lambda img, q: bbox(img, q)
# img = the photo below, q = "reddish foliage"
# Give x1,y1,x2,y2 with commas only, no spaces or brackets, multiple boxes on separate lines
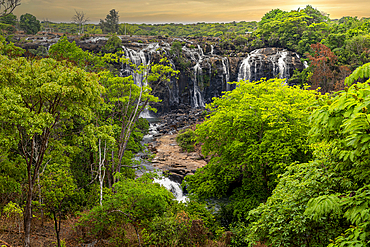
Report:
307,43,351,93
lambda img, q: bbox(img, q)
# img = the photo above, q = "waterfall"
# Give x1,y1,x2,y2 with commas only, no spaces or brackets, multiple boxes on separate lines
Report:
154,177,188,202
192,63,205,108
122,46,149,85
122,43,180,115
278,50,289,79
222,57,231,91
182,45,206,108
238,48,293,83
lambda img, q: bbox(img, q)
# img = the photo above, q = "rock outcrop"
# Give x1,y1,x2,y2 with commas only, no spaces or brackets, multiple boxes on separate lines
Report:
15,34,305,115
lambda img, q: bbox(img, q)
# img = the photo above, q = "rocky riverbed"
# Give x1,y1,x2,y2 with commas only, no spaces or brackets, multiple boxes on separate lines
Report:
150,134,206,184
145,108,207,183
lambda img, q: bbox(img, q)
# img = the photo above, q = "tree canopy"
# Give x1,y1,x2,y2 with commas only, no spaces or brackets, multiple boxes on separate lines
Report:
20,13,41,34
185,78,318,218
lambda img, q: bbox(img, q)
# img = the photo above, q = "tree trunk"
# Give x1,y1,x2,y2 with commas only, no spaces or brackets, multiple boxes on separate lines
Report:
53,212,61,247
23,168,33,247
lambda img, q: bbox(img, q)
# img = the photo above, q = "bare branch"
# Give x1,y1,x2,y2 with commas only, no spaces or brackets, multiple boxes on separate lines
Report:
0,0,21,17
71,9,89,34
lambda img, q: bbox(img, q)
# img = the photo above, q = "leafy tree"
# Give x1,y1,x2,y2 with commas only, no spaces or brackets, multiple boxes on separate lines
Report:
254,10,311,50
0,13,16,25
244,158,346,246
39,169,78,247
307,43,338,92
0,50,104,246
99,9,119,34
185,78,317,219
246,64,370,247
304,63,370,246
49,36,107,72
307,43,351,93
302,5,330,24
20,13,40,35
344,35,370,68
258,8,286,27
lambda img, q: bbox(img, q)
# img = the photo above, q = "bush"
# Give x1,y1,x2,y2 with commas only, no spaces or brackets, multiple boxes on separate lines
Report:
102,34,122,53
144,211,209,247
176,129,196,152
76,174,175,244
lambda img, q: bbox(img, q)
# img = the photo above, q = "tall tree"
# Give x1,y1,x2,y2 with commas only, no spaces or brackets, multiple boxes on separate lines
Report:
0,52,103,246
71,9,89,34
19,13,40,34
99,9,119,34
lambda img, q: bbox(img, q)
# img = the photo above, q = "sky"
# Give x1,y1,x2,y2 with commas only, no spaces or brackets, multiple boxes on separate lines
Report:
12,0,370,24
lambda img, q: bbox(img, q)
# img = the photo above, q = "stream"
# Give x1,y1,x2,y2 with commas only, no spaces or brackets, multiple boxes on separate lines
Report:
135,116,188,202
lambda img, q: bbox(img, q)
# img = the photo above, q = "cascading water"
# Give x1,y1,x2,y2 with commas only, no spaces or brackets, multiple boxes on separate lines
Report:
192,63,205,108
238,48,292,82
278,50,289,79
238,49,265,82
134,121,188,202
222,57,231,91
182,45,206,108
154,176,188,202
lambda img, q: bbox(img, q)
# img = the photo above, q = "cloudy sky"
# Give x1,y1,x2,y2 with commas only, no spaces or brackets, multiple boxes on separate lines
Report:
12,0,370,24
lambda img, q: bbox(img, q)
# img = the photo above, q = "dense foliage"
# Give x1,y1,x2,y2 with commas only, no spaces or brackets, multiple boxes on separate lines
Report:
233,64,370,247
185,79,317,219
19,13,41,35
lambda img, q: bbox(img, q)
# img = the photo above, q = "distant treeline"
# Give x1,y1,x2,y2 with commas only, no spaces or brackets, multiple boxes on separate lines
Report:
40,21,257,37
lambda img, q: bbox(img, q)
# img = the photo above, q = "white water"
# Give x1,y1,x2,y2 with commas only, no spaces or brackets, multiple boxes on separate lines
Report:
238,49,291,82
278,50,289,79
154,177,188,202
133,121,187,202
183,45,206,108
222,57,231,91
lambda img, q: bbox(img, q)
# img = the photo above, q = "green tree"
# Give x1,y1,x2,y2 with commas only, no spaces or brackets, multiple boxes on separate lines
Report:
305,63,370,246
102,33,122,53
0,51,104,246
0,13,16,25
99,9,119,34
78,174,174,246
243,146,347,247
39,169,78,247
20,13,40,34
244,64,370,247
185,78,317,219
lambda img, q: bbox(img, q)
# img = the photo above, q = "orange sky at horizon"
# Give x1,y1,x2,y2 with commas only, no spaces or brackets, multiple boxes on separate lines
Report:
12,0,370,24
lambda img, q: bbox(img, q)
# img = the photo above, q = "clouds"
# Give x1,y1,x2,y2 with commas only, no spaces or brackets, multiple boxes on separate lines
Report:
12,0,369,24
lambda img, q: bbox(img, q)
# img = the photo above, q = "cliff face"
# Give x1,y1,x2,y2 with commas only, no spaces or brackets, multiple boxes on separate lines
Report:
16,35,305,115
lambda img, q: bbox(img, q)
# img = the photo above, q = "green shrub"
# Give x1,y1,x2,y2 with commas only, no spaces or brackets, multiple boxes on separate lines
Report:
176,129,196,152
102,34,122,53
144,211,209,247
